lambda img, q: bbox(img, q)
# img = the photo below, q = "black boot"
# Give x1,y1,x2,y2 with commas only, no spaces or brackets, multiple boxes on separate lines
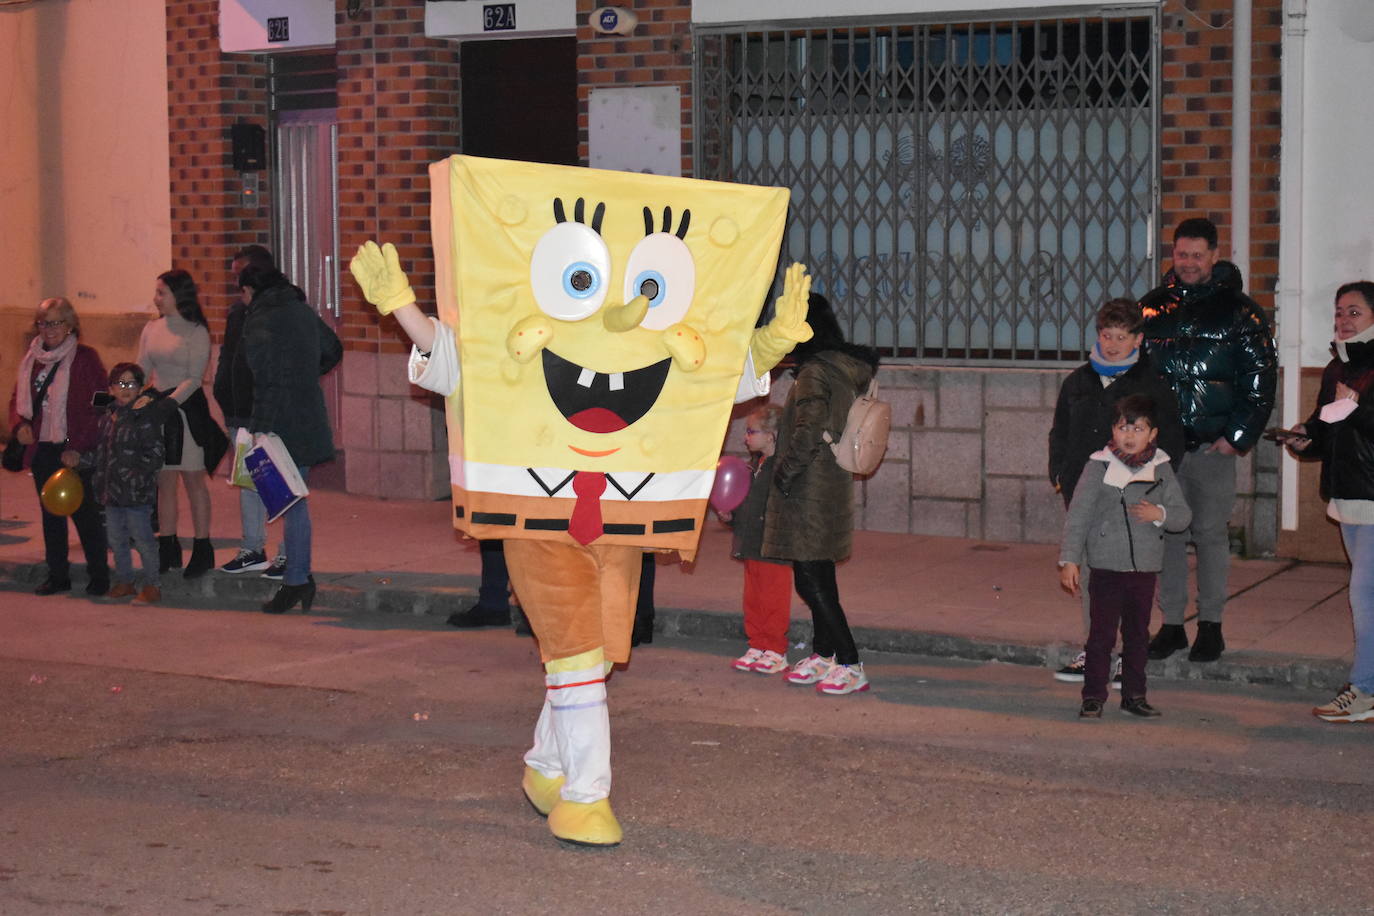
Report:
262,577,316,614
1188,621,1225,662
445,601,511,628
631,610,655,647
1147,623,1189,660
183,538,214,579
158,535,183,573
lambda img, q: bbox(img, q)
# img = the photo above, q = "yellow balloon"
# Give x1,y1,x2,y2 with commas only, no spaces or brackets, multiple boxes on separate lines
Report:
41,467,84,517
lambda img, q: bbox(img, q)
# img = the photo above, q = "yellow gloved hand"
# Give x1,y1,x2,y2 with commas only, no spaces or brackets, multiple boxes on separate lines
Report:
749,262,813,374
349,241,416,316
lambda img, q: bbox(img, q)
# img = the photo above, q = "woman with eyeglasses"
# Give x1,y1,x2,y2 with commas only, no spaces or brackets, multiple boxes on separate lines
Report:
7,297,111,595
139,270,227,578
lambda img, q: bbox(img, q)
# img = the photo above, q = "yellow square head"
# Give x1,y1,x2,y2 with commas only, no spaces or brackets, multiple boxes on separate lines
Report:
430,155,789,551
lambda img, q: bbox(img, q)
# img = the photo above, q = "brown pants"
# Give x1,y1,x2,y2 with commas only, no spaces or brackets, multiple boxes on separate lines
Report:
503,539,644,664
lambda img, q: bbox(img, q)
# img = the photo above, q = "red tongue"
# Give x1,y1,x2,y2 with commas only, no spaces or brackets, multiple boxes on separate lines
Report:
568,407,627,433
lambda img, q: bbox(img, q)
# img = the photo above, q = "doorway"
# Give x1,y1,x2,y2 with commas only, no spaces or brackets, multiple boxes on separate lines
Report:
461,37,578,165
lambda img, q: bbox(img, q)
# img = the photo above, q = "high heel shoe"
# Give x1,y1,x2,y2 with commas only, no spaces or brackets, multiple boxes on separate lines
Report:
262,576,316,614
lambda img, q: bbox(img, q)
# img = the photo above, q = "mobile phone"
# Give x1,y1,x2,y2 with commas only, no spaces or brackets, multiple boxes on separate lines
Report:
91,392,114,408
1262,426,1302,442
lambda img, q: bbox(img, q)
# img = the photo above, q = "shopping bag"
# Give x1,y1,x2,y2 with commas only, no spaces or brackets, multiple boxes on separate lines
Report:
243,434,309,522
229,428,255,489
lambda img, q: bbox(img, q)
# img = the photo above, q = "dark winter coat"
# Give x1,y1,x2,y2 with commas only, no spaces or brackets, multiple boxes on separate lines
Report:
730,454,786,565
1140,260,1277,452
1047,359,1186,505
215,292,342,430
241,283,336,468
762,346,878,563
1296,339,1374,503
89,392,179,507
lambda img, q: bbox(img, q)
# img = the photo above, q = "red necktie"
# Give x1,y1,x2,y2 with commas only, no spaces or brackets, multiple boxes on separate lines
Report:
568,471,607,545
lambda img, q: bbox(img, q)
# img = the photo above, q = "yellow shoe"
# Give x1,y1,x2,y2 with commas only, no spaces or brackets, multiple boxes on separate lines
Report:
547,798,622,847
521,766,565,817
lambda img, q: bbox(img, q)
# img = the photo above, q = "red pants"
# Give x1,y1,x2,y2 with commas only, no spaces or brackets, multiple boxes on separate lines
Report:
743,559,793,654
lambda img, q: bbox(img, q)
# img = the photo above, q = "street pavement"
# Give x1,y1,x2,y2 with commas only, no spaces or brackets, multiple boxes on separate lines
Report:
0,468,1357,692
1,471,1372,914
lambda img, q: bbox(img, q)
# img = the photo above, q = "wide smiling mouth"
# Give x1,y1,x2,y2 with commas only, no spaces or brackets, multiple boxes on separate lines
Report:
541,348,671,434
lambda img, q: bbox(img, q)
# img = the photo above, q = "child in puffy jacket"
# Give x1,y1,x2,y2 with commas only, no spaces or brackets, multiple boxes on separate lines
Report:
89,362,178,605
1059,393,1191,720
725,404,794,675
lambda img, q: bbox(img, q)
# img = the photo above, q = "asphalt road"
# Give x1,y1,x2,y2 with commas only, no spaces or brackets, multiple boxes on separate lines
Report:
1,586,1371,915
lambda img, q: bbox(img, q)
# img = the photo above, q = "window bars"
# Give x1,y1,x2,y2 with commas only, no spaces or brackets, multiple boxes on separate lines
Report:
694,11,1160,362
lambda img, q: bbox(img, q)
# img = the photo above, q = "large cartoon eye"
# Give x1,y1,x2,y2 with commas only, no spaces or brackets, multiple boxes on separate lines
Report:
623,233,696,331
530,222,611,321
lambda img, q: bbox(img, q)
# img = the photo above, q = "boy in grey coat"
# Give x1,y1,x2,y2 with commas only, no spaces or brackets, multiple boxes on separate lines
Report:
1059,394,1192,719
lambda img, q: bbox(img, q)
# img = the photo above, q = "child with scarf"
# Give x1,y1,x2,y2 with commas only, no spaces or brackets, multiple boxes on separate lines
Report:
1046,298,1185,682
1059,394,1191,718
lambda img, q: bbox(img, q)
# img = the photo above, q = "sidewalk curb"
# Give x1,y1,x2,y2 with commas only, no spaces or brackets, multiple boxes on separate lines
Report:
1,560,1345,694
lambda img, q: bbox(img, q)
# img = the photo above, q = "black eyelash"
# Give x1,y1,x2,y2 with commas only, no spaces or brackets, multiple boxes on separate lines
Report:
642,205,691,239
554,198,606,235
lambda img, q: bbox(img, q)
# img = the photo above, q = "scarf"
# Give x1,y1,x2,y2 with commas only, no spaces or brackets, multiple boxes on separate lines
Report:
1334,321,1374,363
1109,442,1156,470
15,333,78,444
1089,342,1139,378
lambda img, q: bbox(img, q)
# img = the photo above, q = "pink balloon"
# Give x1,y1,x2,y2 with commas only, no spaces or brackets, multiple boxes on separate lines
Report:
710,456,752,513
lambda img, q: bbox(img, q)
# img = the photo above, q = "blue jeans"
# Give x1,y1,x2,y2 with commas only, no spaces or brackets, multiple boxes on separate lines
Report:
232,427,268,554
1341,523,1374,694
106,504,158,587
281,465,312,586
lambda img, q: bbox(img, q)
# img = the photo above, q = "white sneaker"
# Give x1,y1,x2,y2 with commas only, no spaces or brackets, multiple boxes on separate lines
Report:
785,653,835,686
733,647,764,672
750,650,789,675
817,662,870,696
1313,685,1374,723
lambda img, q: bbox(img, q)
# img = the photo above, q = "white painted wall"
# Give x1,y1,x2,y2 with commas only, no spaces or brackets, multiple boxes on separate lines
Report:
0,0,170,315
220,0,335,53
1298,1,1374,366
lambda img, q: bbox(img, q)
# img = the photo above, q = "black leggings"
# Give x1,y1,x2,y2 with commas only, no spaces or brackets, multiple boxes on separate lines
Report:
31,442,107,583
792,559,858,665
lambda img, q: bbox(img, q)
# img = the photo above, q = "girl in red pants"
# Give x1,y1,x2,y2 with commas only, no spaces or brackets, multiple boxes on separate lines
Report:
725,404,795,674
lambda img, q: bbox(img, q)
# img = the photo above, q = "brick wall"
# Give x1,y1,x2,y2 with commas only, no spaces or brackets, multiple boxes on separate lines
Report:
1159,0,1283,311
333,0,461,498
575,0,693,175
166,1,271,335
336,0,461,355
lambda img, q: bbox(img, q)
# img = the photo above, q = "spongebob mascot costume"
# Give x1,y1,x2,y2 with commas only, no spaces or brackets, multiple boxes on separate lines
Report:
350,155,808,846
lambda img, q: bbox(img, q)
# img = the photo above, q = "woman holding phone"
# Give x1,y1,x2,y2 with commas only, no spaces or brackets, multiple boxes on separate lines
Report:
1285,281,1374,723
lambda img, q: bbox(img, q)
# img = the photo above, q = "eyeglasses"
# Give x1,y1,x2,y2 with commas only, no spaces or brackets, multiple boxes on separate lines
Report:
113,379,140,389
745,428,770,436
36,320,67,330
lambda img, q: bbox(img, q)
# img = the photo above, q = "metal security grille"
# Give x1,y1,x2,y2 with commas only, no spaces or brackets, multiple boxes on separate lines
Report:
695,10,1159,362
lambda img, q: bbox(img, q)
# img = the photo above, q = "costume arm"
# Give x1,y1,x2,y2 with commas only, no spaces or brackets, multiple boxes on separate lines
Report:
409,318,460,398
733,349,771,403
749,264,813,374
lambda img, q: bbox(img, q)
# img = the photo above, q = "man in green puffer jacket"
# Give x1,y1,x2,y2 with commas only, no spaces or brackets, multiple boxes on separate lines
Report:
1139,217,1277,663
